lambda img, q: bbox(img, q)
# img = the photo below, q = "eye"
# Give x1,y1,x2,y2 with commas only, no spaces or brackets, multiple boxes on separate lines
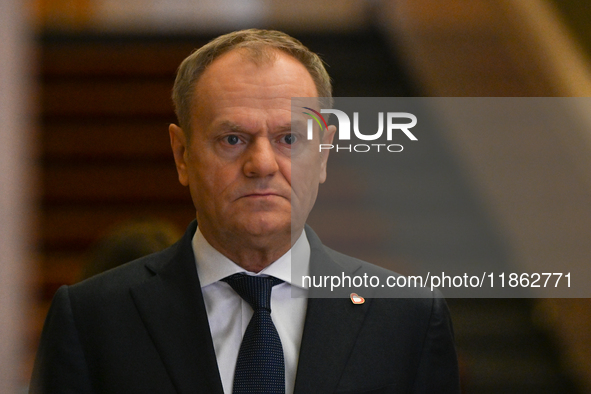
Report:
224,135,241,145
281,133,296,145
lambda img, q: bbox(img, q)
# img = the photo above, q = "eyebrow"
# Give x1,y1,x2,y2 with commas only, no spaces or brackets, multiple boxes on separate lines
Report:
218,121,246,133
290,120,306,130
217,120,298,133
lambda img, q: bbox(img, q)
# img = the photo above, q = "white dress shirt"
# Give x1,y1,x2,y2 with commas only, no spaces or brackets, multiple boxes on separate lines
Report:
192,227,310,394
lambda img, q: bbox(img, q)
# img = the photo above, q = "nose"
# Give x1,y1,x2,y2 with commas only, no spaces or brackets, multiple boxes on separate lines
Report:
243,138,279,178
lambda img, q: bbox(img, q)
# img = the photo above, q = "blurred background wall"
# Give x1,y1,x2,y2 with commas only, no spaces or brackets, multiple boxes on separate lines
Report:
2,0,591,392
0,0,35,392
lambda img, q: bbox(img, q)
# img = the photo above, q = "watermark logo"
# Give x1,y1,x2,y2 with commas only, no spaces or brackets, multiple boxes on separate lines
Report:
302,107,418,153
302,107,328,139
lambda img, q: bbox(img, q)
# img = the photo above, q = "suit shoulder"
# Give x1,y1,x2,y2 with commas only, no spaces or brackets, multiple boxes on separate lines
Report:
321,244,437,300
68,242,178,299
323,245,401,277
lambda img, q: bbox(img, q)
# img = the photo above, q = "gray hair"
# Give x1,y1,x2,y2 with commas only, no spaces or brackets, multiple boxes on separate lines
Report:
172,29,333,135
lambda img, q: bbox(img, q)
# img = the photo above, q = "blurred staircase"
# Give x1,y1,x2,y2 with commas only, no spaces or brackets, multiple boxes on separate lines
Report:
449,298,579,393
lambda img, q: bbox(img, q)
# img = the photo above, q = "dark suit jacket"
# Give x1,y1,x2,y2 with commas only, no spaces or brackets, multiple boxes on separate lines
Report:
30,221,459,393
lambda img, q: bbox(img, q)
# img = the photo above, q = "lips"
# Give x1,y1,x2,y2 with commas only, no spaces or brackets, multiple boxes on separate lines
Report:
238,190,290,200
244,193,277,197
240,193,285,203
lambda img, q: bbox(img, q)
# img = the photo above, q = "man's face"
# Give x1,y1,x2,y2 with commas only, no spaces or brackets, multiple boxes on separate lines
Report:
170,49,333,254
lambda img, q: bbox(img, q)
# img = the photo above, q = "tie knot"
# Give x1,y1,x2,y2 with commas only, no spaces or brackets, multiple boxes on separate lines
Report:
222,274,283,311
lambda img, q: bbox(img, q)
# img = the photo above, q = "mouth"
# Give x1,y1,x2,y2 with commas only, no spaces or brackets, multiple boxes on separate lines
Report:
239,191,289,200
243,193,280,198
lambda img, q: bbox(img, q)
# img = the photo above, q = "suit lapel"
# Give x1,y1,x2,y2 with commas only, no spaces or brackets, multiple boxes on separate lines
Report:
294,227,372,394
130,221,224,394
127,222,369,394
294,298,372,394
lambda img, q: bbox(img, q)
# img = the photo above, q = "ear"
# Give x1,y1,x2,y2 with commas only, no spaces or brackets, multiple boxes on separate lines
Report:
169,124,190,186
319,124,336,184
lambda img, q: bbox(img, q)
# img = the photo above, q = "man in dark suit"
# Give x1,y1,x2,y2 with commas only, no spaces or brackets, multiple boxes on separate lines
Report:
31,29,459,393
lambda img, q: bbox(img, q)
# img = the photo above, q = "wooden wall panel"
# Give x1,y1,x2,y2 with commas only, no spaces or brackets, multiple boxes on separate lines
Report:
38,37,203,294
43,120,173,159
29,38,204,382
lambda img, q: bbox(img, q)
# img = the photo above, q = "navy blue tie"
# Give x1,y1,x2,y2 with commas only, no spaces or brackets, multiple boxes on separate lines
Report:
222,274,285,394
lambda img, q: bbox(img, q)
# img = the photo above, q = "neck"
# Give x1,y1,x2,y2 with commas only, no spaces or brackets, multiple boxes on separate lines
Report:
199,224,299,273
223,247,289,273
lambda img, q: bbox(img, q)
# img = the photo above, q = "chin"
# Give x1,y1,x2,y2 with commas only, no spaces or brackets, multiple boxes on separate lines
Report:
240,215,290,239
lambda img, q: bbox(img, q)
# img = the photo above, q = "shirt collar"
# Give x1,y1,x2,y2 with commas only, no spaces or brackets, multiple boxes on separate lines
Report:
192,226,310,289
